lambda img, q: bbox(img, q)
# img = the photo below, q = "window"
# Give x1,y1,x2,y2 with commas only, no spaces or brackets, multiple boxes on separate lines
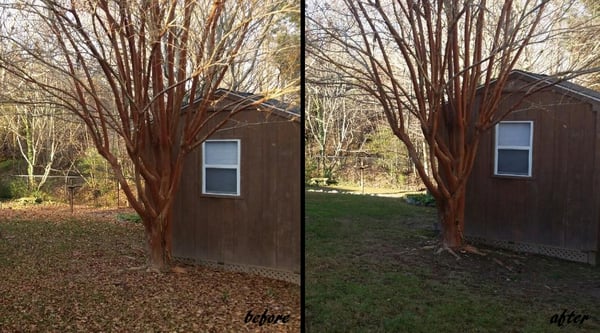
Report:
494,121,533,177
202,140,240,196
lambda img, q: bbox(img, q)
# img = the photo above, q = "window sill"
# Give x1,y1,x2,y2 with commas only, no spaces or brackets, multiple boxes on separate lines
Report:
491,174,534,181
201,193,244,199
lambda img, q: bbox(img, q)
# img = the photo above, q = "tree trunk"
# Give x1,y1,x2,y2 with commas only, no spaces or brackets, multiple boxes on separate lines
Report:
438,189,466,249
422,140,429,177
146,211,173,271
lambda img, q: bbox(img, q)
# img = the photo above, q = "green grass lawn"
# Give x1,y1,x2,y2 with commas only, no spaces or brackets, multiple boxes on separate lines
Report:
306,191,600,332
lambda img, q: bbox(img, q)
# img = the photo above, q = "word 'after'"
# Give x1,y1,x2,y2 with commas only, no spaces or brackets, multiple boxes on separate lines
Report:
550,310,590,327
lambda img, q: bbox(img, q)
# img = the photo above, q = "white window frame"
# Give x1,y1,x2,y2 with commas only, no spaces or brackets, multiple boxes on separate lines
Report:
494,121,533,177
202,139,241,196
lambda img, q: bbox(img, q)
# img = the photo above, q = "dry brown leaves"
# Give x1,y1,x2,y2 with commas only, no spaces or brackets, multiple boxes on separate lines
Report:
0,203,300,332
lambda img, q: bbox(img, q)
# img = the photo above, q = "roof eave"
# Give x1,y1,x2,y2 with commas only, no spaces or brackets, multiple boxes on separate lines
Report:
507,70,600,104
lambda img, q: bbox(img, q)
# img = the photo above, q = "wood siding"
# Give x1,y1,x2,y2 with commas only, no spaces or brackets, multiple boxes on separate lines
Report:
465,80,600,255
171,108,300,273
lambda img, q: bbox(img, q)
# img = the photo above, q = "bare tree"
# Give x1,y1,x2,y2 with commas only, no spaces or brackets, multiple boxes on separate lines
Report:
563,0,600,89
306,81,355,178
8,104,58,191
0,0,297,270
1,58,86,193
305,27,378,180
308,0,599,251
225,0,300,103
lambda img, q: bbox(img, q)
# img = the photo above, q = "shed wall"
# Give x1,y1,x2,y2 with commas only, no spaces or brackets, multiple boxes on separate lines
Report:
171,109,300,275
465,88,600,261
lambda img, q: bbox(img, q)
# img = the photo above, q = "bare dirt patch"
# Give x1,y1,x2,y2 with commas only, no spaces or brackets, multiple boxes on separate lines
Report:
372,227,600,308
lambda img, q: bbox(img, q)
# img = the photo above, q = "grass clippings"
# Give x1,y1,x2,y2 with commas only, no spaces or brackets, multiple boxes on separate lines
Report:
0,203,300,332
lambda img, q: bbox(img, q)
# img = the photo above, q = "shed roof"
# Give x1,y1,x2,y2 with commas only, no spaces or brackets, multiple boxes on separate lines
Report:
183,88,300,122
506,70,600,104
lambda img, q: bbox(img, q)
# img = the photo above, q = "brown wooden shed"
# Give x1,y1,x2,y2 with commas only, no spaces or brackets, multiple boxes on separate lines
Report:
465,70,600,265
171,90,301,283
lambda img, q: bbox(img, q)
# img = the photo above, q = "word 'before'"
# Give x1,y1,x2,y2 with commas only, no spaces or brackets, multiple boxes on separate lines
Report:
244,309,290,326
549,309,590,327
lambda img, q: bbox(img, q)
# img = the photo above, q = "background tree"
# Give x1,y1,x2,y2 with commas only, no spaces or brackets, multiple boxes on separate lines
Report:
563,0,600,89
305,24,380,182
0,0,298,270
8,103,59,192
0,41,87,197
307,0,599,251
272,0,301,104
224,0,300,104
1,80,83,192
306,80,363,179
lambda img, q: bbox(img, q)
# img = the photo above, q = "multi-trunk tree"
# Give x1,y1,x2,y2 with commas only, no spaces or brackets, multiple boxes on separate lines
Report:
308,0,599,251
0,0,298,270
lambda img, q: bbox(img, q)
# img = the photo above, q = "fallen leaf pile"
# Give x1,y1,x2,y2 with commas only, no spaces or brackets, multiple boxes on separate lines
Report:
0,203,300,332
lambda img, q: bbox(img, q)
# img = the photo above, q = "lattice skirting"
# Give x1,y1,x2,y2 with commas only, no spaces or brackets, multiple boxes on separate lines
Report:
174,257,300,285
466,236,597,265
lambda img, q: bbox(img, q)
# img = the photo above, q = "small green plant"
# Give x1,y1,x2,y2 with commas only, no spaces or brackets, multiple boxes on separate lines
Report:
221,290,229,303
9,179,29,199
31,190,49,204
305,159,319,183
117,212,141,223
0,180,12,199
0,159,18,173
405,193,436,207
266,288,277,298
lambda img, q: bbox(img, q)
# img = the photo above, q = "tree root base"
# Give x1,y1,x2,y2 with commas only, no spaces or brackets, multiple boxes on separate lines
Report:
433,243,487,260
460,244,487,256
117,265,169,274
435,244,461,260
145,266,162,273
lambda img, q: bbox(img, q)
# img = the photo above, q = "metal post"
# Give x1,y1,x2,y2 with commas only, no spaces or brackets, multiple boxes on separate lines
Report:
69,187,74,214
69,178,73,213
67,180,81,214
360,158,365,194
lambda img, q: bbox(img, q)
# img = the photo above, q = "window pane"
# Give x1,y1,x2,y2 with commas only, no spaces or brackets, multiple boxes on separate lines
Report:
498,123,531,147
497,149,529,175
205,141,238,165
205,168,237,194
